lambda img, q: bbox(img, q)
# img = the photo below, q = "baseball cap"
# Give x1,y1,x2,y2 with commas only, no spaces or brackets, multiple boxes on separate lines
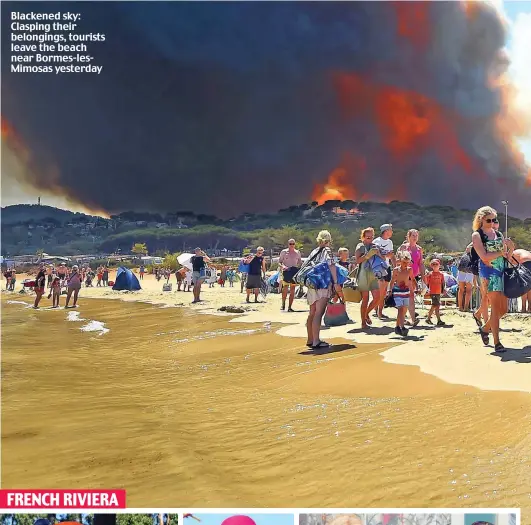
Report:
430,259,441,265
380,223,393,233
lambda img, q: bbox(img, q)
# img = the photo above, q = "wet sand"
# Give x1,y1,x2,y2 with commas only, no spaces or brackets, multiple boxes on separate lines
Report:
2,293,531,515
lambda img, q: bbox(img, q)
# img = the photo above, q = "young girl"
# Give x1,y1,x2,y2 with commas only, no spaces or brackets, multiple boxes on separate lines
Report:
390,251,415,337
48,275,62,308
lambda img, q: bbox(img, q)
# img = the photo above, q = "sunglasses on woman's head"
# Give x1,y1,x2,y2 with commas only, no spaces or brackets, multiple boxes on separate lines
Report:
485,218,499,224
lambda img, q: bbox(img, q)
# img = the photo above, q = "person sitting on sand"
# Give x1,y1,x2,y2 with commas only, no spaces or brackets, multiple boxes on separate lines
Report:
425,259,446,326
33,264,47,309
304,230,341,349
48,274,62,308
191,247,211,303
279,239,302,312
65,265,82,308
244,247,267,303
390,250,415,337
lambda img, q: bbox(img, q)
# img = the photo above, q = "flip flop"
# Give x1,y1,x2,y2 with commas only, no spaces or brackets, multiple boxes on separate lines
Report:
312,341,330,349
479,327,489,346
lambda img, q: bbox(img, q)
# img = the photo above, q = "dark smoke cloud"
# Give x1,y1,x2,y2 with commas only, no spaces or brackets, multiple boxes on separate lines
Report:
2,1,530,217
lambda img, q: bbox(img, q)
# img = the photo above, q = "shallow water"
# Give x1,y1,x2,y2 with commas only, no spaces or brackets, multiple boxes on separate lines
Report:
2,296,530,515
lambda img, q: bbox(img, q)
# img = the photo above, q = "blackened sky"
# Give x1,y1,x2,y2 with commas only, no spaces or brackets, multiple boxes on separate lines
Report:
2,1,531,217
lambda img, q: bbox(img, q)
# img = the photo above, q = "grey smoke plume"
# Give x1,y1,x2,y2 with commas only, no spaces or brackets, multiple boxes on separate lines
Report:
1,1,530,217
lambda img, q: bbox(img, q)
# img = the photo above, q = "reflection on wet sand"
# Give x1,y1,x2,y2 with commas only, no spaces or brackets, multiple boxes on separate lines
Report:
2,297,530,514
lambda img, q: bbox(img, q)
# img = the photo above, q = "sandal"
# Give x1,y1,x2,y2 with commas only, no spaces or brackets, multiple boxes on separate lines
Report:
306,342,313,347
472,314,482,329
312,341,330,349
494,342,506,352
478,327,489,346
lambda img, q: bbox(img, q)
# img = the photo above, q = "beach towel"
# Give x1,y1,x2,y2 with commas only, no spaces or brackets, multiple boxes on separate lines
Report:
238,261,250,273
365,254,389,280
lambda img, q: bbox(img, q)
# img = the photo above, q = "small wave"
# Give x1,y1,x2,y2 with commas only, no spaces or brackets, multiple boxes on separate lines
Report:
66,311,85,322
6,300,31,307
80,320,109,336
173,327,263,344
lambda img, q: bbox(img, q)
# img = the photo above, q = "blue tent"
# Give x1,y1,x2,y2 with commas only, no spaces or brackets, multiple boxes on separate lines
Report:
112,266,141,291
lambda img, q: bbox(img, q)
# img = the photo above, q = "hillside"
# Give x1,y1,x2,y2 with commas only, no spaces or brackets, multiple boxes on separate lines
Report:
1,201,530,257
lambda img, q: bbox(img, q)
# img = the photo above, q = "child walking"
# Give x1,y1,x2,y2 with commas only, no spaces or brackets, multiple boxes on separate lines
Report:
425,258,446,326
48,275,62,308
390,251,415,337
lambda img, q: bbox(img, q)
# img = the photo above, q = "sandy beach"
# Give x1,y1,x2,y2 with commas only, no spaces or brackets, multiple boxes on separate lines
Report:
13,271,528,393
2,274,531,511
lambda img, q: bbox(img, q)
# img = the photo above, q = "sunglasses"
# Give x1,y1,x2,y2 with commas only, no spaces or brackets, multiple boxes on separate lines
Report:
289,243,295,245
485,218,499,224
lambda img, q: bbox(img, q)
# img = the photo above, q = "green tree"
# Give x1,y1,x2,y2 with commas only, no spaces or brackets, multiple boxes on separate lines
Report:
131,243,148,258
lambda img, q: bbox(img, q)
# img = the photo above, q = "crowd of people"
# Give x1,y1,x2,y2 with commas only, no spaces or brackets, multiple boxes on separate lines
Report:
3,205,530,351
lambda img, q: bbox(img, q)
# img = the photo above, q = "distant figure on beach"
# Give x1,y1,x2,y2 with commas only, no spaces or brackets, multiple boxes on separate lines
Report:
3,268,12,290
279,238,302,312
184,267,193,292
425,258,446,326
355,227,381,329
139,265,145,280
57,263,67,288
65,265,82,308
373,224,394,320
33,264,47,309
244,246,266,303
102,266,109,286
472,205,513,352
96,266,103,286
304,230,341,349
175,268,185,291
9,268,16,291
191,247,211,303
48,274,61,308
219,266,227,287
227,267,235,287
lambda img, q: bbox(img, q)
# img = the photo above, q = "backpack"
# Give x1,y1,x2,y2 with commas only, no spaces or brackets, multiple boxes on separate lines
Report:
458,229,501,275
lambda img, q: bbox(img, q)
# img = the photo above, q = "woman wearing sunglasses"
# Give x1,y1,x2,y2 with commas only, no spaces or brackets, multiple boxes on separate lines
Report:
471,206,510,351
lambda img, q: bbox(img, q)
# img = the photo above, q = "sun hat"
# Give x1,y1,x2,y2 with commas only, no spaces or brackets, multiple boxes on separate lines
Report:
380,223,393,232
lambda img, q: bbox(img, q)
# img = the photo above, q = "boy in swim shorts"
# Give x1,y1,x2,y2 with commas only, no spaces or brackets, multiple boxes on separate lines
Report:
425,259,446,326
390,251,415,337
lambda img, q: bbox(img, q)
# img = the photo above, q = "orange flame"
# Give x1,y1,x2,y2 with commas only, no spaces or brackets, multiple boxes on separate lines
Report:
313,73,486,204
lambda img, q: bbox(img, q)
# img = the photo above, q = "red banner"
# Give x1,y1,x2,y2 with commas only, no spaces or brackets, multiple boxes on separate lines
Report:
0,489,126,508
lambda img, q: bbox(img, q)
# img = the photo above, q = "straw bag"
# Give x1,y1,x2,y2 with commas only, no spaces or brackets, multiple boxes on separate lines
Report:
342,268,362,303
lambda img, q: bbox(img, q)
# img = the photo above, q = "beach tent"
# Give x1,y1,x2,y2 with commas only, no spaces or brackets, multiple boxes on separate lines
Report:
112,266,141,291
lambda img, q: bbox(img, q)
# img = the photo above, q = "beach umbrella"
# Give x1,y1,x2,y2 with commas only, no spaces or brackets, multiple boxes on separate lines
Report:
221,517,257,525
177,253,194,270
